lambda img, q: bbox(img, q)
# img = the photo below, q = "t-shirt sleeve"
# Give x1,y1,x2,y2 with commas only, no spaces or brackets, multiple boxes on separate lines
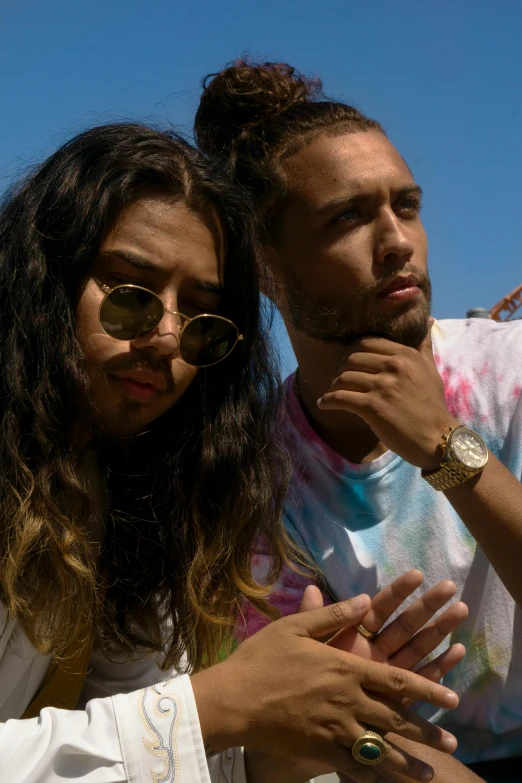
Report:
432,319,522,468
0,675,246,783
502,388,522,483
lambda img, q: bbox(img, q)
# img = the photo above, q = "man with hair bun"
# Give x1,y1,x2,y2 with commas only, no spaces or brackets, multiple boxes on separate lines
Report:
196,59,522,782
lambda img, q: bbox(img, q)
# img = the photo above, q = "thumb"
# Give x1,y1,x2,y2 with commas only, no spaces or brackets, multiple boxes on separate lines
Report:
298,585,324,613
290,594,371,639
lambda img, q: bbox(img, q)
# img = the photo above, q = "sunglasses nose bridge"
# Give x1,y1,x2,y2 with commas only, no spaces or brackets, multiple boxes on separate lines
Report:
163,308,187,334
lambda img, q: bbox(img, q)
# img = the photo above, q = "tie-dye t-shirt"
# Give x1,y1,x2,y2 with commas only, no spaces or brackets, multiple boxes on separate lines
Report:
282,318,522,765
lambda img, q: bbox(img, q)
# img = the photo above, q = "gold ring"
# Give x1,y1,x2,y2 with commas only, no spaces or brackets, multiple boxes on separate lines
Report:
355,623,378,642
352,730,388,765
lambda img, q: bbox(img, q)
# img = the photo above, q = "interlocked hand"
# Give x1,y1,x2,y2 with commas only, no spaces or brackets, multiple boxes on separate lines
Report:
304,569,467,703
242,571,467,783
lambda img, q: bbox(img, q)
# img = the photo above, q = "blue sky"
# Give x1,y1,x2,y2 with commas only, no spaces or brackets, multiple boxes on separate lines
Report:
1,0,521,372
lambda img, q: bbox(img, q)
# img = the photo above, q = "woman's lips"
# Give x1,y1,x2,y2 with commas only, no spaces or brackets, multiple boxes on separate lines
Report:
111,376,158,402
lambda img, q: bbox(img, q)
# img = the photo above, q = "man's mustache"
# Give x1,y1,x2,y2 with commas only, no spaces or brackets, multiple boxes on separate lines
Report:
355,266,431,300
100,352,176,394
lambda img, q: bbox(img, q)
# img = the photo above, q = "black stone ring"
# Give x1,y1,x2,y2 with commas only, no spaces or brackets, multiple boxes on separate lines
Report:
351,730,388,765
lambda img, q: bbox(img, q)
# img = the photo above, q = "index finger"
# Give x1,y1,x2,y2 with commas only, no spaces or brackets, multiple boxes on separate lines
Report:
288,594,372,638
354,657,459,710
340,336,400,362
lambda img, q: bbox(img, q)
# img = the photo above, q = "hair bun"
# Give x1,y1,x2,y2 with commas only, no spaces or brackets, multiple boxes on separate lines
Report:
195,59,323,159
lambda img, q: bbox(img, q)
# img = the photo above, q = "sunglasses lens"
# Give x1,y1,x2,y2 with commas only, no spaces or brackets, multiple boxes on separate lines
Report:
100,287,164,341
180,316,239,366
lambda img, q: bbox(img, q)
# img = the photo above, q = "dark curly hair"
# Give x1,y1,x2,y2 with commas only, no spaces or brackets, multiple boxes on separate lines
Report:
0,122,301,671
195,58,383,237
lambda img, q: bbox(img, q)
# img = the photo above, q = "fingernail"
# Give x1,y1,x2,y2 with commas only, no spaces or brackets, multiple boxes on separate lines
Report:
353,594,371,611
421,765,434,782
441,735,457,752
444,691,459,708
316,397,324,407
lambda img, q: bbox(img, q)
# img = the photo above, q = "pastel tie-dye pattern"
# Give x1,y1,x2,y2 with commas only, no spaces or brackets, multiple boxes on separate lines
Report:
282,318,522,765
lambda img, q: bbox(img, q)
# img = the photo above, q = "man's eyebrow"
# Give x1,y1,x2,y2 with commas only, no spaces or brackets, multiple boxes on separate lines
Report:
192,279,224,294
103,250,224,293
396,185,424,199
104,250,159,270
311,184,424,216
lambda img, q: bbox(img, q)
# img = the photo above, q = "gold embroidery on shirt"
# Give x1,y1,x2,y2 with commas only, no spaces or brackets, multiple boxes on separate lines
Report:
139,682,182,783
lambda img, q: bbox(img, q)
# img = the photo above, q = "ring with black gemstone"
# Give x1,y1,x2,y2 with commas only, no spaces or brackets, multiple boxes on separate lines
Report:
351,730,388,765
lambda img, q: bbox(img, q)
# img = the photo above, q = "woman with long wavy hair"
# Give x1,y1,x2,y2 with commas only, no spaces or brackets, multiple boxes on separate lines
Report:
0,121,462,783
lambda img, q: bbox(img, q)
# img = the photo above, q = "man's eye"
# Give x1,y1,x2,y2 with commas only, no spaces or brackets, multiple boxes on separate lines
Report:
397,198,422,214
334,208,359,223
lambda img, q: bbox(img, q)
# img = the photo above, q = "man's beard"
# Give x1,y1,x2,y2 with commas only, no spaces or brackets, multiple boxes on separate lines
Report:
82,352,176,441
90,399,151,444
281,265,432,348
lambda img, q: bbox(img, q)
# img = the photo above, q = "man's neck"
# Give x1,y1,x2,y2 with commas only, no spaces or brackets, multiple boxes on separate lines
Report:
292,338,388,465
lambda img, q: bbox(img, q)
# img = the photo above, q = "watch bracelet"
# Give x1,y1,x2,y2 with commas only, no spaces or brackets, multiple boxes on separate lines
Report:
421,460,475,491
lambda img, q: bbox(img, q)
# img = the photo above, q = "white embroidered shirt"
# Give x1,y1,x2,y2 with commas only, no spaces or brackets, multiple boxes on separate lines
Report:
0,605,246,782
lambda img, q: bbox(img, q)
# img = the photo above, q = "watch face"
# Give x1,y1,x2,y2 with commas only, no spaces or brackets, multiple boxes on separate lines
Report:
450,427,488,469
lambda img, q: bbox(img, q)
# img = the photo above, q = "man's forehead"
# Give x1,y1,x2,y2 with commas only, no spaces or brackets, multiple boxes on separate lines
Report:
100,196,224,283
282,130,415,205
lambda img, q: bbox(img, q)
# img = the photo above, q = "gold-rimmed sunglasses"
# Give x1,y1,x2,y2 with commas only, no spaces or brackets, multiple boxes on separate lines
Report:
96,281,243,368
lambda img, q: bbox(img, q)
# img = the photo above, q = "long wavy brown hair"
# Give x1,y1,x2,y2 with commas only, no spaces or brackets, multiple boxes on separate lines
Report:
0,122,302,671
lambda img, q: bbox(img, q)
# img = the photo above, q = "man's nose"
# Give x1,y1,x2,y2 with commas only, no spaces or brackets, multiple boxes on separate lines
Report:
374,209,415,266
130,310,183,357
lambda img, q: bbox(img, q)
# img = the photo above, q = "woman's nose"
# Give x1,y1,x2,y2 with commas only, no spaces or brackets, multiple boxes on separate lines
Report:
131,310,183,357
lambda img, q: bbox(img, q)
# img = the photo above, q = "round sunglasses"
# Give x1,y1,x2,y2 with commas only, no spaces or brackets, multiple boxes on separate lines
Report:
97,281,243,368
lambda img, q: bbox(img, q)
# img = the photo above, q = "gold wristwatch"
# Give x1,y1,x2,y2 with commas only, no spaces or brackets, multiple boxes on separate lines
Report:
421,424,488,491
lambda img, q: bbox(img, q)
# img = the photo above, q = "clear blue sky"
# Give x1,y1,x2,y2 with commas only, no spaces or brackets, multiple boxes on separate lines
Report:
2,0,521,372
